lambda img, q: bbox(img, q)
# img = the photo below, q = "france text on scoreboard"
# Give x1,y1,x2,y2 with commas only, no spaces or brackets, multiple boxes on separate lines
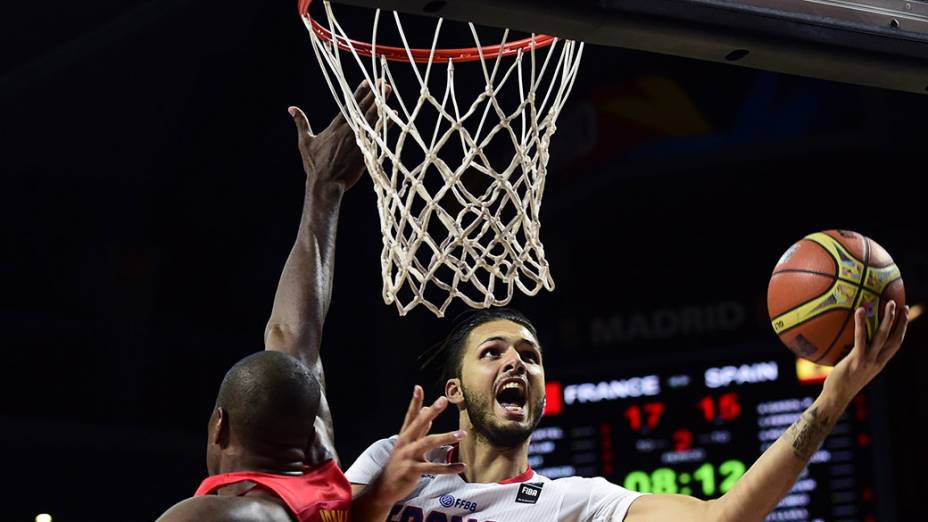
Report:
530,350,888,522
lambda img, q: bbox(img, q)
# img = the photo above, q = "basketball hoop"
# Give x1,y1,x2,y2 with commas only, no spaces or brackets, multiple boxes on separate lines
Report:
298,0,584,317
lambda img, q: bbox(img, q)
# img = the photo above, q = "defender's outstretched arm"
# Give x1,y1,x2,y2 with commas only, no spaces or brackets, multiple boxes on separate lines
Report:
264,82,387,461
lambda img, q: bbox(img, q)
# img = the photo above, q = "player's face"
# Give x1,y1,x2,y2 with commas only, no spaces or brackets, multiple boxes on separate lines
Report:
457,320,545,448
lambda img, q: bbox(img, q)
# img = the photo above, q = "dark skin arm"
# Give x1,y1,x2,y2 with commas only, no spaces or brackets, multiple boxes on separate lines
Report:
264,82,388,463
158,86,389,521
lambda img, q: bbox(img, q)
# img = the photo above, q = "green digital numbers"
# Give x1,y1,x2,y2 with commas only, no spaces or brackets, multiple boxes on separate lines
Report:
651,468,678,493
623,471,651,492
622,460,746,498
693,462,716,496
719,459,746,494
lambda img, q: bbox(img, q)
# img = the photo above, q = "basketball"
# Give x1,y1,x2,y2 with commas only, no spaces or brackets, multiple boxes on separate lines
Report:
767,230,905,366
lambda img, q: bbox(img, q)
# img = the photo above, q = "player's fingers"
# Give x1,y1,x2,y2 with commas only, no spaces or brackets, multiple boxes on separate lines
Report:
852,307,867,356
876,330,905,366
323,81,372,131
887,304,909,344
380,80,396,131
415,462,467,476
362,82,391,127
354,80,372,101
410,420,433,443
350,80,376,119
410,408,442,441
402,397,448,441
869,301,896,359
288,106,314,138
406,430,467,458
878,306,909,366
400,385,424,433
398,397,446,444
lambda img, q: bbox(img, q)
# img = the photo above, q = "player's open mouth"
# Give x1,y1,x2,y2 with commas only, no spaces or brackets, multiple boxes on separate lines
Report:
495,378,527,420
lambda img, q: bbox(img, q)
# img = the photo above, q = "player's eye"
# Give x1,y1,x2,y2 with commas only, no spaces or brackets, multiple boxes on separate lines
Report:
480,347,501,358
520,350,539,363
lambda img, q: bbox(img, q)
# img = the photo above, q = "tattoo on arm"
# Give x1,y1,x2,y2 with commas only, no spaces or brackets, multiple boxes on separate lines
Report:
787,407,834,461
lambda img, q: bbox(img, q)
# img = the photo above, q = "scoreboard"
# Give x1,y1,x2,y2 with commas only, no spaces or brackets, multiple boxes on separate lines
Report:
530,346,895,522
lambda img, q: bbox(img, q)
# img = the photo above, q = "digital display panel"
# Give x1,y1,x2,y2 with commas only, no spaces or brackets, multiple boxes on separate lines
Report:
531,347,892,522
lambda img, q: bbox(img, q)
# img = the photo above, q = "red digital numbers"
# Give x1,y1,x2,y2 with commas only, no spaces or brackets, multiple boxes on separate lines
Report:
698,393,741,422
624,402,665,431
645,402,665,428
719,393,741,420
673,428,693,451
697,396,713,421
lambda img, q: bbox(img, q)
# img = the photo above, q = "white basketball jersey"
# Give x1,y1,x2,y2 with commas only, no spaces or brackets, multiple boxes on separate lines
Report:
346,437,644,522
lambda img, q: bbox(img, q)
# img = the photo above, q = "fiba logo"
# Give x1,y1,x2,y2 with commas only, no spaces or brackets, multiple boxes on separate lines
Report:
439,495,455,507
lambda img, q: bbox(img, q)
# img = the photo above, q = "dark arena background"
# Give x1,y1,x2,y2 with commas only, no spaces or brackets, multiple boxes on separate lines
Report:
3,1,927,521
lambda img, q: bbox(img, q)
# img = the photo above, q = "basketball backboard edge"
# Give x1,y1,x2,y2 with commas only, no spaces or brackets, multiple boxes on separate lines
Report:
329,0,928,95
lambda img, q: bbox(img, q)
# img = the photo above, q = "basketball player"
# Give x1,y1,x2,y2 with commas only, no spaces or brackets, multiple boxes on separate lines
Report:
156,82,466,522
347,305,908,522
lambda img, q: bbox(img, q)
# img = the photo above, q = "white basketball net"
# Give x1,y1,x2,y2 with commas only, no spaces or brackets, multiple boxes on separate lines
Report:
302,2,584,317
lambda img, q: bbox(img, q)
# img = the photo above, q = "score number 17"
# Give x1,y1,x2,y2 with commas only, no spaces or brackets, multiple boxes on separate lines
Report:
624,402,665,431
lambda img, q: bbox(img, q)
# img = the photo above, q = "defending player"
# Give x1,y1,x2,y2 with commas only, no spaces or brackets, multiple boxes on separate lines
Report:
156,82,465,522
346,305,908,522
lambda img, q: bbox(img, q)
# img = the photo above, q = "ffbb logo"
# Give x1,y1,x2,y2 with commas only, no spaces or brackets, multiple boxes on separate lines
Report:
438,495,478,512
515,483,543,504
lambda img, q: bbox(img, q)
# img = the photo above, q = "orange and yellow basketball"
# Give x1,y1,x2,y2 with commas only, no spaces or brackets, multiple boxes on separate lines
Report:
767,230,905,366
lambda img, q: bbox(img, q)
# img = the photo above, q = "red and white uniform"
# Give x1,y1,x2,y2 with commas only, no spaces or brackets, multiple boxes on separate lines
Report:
347,436,644,522
195,459,351,522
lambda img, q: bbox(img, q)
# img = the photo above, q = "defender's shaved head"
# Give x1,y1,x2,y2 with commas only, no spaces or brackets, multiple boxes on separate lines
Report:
215,351,321,450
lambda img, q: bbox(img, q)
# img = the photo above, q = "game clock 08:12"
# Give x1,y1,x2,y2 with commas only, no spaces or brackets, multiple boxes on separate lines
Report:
622,460,747,496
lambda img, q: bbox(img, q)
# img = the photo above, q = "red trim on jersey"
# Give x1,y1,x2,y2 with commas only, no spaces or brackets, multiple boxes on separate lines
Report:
498,466,535,484
194,459,350,522
446,444,535,484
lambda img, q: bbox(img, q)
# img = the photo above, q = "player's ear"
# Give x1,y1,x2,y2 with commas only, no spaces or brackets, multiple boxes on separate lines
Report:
445,378,464,405
214,407,231,448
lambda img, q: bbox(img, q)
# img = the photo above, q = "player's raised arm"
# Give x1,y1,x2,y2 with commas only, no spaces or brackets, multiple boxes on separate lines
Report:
350,386,468,522
264,80,383,364
263,82,388,461
626,303,909,522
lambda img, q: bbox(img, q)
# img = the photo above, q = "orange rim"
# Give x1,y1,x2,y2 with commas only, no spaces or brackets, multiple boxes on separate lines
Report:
298,0,558,63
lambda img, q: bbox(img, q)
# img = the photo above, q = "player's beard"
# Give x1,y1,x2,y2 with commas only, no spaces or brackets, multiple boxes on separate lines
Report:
461,383,545,449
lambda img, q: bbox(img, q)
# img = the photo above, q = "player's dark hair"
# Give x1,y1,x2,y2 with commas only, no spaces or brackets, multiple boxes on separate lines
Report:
216,351,321,450
419,308,539,388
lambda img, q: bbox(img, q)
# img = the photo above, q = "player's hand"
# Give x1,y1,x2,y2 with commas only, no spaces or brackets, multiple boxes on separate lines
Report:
368,386,467,504
823,302,909,404
288,80,391,191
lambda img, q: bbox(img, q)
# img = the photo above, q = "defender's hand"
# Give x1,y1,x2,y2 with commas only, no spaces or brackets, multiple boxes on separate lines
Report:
824,302,909,404
289,81,391,191
369,387,466,504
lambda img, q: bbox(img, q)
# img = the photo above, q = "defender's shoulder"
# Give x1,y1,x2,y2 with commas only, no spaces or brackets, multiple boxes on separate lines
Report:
156,495,293,522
